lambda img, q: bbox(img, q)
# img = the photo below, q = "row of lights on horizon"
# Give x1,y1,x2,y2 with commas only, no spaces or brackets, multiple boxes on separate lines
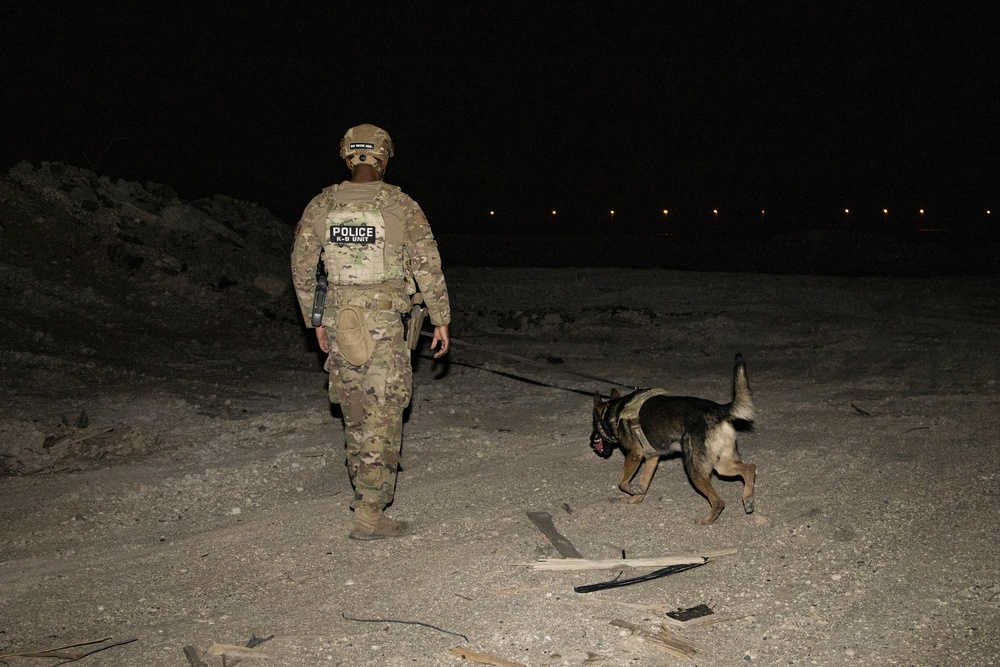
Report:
485,208,994,217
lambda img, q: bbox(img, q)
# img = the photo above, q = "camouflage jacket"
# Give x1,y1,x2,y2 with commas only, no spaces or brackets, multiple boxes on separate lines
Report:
291,180,451,327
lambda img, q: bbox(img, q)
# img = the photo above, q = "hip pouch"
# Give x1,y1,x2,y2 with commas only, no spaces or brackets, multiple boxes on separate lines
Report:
334,304,374,366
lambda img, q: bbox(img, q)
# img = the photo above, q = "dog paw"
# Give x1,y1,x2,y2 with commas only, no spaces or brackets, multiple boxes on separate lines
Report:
696,507,723,525
619,495,645,505
743,497,755,514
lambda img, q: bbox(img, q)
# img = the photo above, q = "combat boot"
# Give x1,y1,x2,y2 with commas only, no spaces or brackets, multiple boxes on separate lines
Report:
349,502,412,540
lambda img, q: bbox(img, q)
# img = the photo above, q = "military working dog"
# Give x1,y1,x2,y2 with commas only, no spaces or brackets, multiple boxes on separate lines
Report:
590,354,756,525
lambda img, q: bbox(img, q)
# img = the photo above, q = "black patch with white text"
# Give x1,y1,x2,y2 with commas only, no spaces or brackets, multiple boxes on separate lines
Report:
330,226,376,244
348,142,376,151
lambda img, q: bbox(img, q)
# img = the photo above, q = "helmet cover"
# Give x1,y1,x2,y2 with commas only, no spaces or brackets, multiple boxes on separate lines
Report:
340,124,394,173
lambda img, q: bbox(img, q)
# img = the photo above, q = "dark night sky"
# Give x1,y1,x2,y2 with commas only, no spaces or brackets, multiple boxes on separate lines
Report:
3,2,998,229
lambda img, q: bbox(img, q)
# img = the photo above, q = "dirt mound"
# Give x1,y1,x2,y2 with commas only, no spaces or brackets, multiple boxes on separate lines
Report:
0,162,303,474
2,160,296,311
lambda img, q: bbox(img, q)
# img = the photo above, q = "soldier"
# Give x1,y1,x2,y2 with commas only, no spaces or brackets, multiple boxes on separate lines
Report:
291,124,450,540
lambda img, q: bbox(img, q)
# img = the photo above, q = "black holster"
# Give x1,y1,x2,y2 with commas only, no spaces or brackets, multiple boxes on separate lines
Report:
310,267,328,327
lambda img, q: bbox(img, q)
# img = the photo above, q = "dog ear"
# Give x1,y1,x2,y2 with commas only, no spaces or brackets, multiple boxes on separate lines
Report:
609,388,621,400
593,391,604,407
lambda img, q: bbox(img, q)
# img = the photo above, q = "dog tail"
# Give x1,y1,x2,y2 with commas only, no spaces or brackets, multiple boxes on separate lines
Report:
727,353,754,423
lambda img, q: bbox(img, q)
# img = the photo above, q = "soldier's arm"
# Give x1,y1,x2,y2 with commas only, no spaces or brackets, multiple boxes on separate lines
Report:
403,203,451,327
290,200,325,327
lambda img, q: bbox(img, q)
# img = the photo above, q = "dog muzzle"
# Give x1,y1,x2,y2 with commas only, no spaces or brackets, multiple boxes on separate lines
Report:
590,432,615,459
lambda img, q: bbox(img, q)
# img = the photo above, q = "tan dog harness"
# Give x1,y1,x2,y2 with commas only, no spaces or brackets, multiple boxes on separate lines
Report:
618,388,671,458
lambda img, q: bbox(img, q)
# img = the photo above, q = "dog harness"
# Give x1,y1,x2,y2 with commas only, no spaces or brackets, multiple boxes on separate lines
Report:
617,388,671,458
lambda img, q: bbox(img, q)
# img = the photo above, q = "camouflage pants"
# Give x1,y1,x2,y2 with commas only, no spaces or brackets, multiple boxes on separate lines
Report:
325,305,412,510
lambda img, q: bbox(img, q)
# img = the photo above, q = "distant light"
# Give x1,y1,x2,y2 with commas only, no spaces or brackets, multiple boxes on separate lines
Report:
883,208,889,215
662,209,669,216
489,210,495,216
610,210,615,217
713,209,719,216
844,208,850,215
760,209,765,216
551,210,557,216
919,209,925,215
988,210,992,215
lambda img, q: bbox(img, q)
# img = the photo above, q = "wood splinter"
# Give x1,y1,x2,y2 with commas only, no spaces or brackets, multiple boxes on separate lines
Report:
610,619,698,660
449,646,526,667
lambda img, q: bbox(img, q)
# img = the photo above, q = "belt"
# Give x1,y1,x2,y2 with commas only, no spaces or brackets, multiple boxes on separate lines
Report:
331,288,403,311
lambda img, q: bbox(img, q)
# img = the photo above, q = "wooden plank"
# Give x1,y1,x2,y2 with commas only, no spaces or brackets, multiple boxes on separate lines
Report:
530,548,736,571
526,511,583,559
661,613,754,629
207,643,272,659
449,646,526,667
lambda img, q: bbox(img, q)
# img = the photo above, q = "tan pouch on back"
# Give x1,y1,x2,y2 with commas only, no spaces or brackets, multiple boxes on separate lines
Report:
334,305,374,366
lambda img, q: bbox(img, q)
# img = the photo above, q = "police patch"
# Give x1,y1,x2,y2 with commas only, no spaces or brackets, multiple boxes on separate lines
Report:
349,142,376,151
330,225,376,244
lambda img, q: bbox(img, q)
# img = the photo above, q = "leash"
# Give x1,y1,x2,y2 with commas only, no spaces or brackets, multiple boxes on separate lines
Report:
419,330,638,391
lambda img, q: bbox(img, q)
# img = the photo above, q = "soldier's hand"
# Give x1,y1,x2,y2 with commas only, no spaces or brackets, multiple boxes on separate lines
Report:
431,324,450,358
315,327,330,353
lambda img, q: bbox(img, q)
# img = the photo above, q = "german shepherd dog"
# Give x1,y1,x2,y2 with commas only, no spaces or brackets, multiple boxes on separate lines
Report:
590,354,756,525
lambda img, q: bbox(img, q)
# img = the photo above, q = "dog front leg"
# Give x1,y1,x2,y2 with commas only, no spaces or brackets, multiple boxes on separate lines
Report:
628,455,660,498
617,450,645,502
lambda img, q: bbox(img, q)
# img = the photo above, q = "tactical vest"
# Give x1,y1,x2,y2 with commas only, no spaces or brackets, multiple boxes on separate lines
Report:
320,183,408,287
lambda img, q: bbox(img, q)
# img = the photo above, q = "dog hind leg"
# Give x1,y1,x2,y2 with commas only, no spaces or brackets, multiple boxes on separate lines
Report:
715,453,756,514
684,434,725,524
688,470,725,524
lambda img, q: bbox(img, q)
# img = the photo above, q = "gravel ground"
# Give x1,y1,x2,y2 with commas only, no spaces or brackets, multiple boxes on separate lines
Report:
1,165,998,666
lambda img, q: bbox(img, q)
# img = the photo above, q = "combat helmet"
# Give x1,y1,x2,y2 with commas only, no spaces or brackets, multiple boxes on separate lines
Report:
340,124,394,174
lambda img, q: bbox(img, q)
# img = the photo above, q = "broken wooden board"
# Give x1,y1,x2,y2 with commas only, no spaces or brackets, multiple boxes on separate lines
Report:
661,612,755,629
207,643,272,659
529,548,736,570
610,619,698,660
449,646,526,667
526,511,583,558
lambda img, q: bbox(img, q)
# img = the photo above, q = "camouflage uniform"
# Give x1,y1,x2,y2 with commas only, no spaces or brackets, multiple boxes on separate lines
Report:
291,179,450,511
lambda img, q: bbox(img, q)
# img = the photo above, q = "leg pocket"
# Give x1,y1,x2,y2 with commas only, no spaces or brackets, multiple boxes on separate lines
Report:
334,305,374,366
